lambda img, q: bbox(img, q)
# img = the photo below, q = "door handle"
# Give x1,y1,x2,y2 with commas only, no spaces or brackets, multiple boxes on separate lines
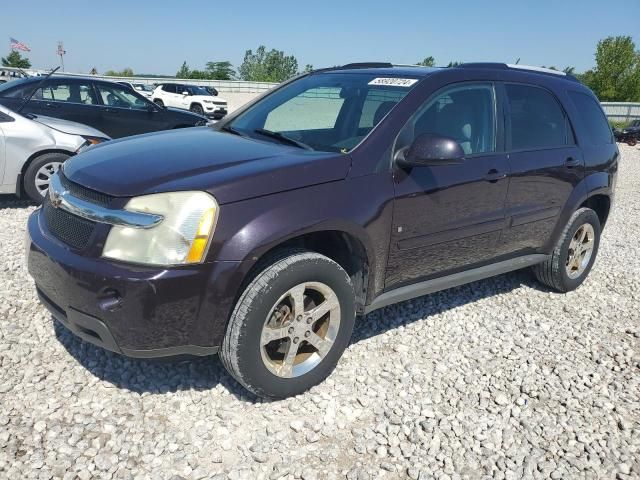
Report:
44,102,59,109
484,169,507,183
104,108,119,114
565,157,581,168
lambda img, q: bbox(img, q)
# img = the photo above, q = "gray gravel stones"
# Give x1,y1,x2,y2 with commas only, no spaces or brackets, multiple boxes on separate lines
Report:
1,145,639,479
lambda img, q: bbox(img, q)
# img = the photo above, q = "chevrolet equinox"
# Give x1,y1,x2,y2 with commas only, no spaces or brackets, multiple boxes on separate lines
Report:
26,63,618,399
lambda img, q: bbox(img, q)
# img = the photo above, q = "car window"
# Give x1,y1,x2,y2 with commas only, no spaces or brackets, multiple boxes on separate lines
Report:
396,83,496,156
95,84,148,110
568,91,613,145
0,78,34,97
506,84,568,150
230,73,417,153
358,89,408,130
264,87,345,132
37,83,97,105
162,84,176,93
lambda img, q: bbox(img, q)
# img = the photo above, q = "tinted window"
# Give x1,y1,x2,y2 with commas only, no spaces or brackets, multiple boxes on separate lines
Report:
162,84,176,93
95,84,148,110
506,84,568,150
36,82,97,104
568,91,613,145
397,83,496,155
0,78,33,97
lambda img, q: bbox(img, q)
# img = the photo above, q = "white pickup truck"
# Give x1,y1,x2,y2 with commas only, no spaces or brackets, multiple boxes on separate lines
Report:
152,83,228,119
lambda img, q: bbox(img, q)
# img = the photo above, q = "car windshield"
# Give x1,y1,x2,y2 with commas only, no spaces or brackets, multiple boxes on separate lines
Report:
135,84,153,91
0,77,33,96
227,72,420,152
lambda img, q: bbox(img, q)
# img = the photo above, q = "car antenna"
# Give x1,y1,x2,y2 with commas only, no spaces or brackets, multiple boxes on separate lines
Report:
16,66,60,114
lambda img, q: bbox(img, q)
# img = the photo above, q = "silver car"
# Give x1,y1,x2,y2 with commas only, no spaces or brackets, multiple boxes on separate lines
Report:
0,104,109,203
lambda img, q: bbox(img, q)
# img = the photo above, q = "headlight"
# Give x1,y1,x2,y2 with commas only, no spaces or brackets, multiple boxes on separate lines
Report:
102,191,218,266
77,136,108,153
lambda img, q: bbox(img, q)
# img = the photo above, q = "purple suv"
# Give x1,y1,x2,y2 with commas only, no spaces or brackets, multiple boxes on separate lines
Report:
26,63,618,398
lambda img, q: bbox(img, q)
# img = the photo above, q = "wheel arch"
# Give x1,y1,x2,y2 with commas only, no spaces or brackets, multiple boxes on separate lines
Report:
17,149,74,195
546,172,614,252
232,226,374,314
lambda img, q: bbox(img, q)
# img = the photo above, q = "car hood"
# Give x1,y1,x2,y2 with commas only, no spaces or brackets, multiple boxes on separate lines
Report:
63,127,351,204
165,106,206,120
32,114,109,139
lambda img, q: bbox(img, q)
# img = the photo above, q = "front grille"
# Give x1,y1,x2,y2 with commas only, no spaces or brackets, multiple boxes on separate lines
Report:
43,197,96,250
59,172,112,207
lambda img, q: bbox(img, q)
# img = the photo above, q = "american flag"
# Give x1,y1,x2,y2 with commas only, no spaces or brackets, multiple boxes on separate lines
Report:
9,37,31,52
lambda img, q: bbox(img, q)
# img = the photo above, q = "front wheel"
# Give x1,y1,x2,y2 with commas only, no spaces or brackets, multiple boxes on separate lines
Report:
23,152,69,204
220,250,356,399
153,99,164,107
532,208,601,292
190,103,204,116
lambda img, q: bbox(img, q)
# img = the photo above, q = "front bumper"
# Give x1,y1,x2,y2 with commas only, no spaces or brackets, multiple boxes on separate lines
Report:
26,208,241,358
204,106,227,119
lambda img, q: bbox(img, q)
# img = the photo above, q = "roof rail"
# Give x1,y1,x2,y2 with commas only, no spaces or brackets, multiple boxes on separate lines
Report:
338,62,394,70
458,62,580,82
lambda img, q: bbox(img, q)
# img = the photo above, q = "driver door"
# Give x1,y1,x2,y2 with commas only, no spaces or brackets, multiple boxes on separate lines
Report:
94,82,162,138
385,82,511,289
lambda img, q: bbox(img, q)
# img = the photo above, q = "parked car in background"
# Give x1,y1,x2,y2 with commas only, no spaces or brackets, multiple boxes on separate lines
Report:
152,83,228,119
613,119,640,146
0,104,109,203
117,81,154,99
26,62,617,399
0,76,207,139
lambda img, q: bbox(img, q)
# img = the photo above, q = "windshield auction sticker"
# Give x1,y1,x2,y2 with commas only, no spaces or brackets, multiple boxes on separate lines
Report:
368,78,419,87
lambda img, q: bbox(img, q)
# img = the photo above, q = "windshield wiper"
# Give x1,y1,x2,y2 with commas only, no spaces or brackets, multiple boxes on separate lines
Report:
254,128,312,150
220,125,244,136
17,66,60,114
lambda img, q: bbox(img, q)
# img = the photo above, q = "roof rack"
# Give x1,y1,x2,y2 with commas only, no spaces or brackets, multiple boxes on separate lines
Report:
459,62,580,82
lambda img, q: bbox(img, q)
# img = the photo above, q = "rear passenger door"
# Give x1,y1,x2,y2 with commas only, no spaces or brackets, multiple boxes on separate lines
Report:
499,83,583,253
34,79,102,127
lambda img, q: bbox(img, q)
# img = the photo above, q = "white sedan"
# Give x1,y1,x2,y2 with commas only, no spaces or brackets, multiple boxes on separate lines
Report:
0,104,110,203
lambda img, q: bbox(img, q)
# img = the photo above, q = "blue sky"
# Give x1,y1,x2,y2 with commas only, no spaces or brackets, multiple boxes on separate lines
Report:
3,0,639,75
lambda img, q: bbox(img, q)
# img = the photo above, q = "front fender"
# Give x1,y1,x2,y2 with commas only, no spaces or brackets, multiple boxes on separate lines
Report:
207,174,395,302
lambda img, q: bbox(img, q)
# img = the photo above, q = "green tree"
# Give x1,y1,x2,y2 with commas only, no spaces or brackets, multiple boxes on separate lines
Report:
584,36,640,101
417,56,435,67
105,67,134,77
176,61,190,79
205,61,235,80
1,50,31,68
238,46,299,82
446,61,462,68
301,64,314,74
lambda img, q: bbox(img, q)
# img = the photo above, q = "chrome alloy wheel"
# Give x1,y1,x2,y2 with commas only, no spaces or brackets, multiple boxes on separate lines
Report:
566,223,595,279
35,161,62,197
260,282,341,378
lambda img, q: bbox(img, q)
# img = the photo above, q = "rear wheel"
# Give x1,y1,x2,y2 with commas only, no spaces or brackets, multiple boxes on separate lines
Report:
190,103,204,116
23,152,69,204
220,250,356,399
532,208,601,292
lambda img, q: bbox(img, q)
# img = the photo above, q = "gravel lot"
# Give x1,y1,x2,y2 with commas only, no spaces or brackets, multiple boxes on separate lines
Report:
1,145,639,480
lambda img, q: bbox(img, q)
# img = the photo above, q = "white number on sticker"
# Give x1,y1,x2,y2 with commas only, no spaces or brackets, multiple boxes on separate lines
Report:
368,78,418,87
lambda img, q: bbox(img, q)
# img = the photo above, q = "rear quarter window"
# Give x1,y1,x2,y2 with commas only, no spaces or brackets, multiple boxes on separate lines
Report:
568,91,613,145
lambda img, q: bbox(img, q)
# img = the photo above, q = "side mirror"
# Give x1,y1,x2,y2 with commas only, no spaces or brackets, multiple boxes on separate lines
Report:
396,133,465,168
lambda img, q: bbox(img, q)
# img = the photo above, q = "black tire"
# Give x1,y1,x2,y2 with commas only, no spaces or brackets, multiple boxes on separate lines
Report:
532,208,601,292
220,249,356,399
153,99,164,107
190,103,204,116
23,152,70,204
